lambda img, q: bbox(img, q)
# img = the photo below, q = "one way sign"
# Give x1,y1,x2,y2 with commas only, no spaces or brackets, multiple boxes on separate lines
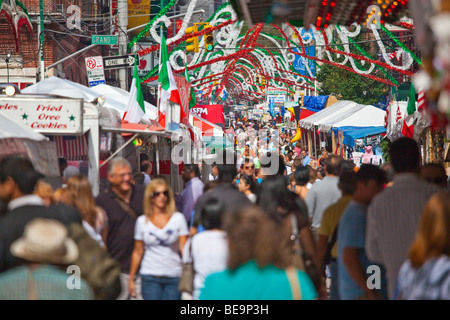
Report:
103,54,139,70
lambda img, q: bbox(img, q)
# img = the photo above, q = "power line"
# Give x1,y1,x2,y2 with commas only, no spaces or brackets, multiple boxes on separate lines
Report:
46,15,113,36
47,32,88,75
33,1,172,20
45,29,92,39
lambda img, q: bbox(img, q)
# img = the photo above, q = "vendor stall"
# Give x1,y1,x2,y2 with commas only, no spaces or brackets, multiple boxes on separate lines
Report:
0,93,100,194
20,77,165,195
328,104,387,161
0,111,59,177
22,76,158,122
298,100,391,163
298,100,361,159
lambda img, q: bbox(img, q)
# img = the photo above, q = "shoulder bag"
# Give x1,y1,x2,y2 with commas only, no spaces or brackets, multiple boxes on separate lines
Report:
291,214,322,291
178,238,195,294
111,193,139,220
323,223,339,268
286,266,302,300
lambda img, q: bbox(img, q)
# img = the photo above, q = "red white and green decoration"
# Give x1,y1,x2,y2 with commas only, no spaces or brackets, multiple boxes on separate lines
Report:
0,0,33,51
125,0,445,129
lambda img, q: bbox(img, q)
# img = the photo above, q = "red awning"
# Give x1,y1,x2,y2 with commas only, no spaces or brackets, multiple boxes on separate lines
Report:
300,108,316,120
119,122,165,137
53,133,88,161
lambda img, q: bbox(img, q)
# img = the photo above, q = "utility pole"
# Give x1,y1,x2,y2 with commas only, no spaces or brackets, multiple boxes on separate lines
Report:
118,0,128,90
38,0,45,81
161,0,168,38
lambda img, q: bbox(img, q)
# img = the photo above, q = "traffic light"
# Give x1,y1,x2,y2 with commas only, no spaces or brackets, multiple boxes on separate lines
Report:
133,137,143,146
261,76,266,86
204,24,214,52
185,25,199,53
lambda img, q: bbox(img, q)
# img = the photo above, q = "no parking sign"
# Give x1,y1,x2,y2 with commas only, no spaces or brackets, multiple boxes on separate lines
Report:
85,56,106,87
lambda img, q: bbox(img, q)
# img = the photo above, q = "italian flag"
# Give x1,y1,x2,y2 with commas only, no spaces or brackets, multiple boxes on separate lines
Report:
401,113,416,138
184,61,196,141
402,82,417,138
123,54,145,123
184,61,197,109
406,82,417,116
157,34,181,128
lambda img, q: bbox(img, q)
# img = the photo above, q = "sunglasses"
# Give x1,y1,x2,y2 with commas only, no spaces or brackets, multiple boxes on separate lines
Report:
152,190,169,198
244,166,254,169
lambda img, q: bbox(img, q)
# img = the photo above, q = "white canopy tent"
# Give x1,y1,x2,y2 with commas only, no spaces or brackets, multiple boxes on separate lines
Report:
299,100,386,132
323,104,386,132
299,100,359,130
89,83,157,121
298,100,388,158
0,112,48,141
0,111,59,177
316,103,366,132
21,76,157,122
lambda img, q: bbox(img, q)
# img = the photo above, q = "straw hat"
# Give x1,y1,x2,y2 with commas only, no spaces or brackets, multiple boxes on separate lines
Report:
11,218,78,265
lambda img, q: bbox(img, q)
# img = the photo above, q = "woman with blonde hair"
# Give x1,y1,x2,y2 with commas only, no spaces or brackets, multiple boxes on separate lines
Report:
128,178,189,300
65,175,108,248
396,192,450,300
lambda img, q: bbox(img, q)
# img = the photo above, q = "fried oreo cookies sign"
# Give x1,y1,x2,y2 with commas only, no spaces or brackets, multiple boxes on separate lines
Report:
0,96,83,134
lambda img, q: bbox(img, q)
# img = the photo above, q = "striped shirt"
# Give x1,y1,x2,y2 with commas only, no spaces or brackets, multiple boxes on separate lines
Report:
365,173,439,299
397,256,450,300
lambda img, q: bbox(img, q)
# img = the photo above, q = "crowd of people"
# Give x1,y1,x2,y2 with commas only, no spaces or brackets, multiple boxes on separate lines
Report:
0,117,449,300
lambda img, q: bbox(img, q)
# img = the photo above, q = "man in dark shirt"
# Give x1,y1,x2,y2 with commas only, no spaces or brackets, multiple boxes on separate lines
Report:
95,157,145,300
0,156,81,273
193,150,252,233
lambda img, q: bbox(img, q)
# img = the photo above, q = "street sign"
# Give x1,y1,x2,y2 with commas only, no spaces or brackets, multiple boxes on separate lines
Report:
91,35,117,45
85,56,106,87
266,90,290,95
103,54,138,70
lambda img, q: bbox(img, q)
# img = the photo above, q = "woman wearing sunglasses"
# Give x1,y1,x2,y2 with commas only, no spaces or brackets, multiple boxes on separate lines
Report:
128,178,189,300
238,174,257,203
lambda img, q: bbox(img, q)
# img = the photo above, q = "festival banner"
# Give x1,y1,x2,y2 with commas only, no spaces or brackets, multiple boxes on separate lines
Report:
190,104,225,129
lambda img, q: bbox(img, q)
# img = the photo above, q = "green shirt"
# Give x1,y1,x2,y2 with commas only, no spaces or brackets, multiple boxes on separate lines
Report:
199,260,317,300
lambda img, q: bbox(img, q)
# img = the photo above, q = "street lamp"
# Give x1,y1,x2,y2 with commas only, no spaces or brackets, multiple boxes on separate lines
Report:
1,53,11,83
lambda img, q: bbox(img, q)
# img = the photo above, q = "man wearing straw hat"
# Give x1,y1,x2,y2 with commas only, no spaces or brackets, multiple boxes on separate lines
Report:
0,218,92,299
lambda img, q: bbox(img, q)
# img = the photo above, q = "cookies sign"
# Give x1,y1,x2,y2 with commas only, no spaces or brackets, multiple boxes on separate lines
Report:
0,96,83,134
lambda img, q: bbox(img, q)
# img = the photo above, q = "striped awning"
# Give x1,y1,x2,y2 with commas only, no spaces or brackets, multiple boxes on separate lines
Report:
50,134,88,161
